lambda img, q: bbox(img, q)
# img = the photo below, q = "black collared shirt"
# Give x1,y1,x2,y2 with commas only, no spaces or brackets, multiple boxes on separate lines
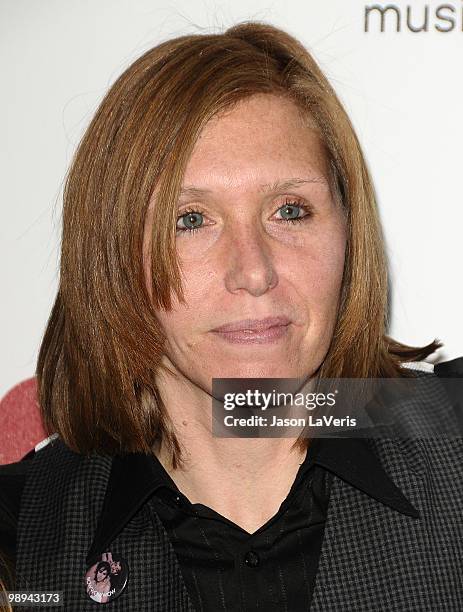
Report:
0,436,419,611
148,438,332,611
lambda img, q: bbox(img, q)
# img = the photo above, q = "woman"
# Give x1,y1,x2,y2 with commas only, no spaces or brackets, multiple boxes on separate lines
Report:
85,561,111,603
0,20,461,611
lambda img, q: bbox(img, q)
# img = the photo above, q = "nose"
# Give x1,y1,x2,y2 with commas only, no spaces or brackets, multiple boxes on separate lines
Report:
223,222,278,296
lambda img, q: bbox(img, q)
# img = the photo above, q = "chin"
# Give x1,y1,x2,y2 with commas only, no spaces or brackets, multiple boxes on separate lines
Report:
208,362,301,380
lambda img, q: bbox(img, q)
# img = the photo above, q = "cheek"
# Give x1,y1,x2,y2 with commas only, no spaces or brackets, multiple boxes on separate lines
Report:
313,244,345,298
154,263,216,341
292,228,346,302
286,237,345,340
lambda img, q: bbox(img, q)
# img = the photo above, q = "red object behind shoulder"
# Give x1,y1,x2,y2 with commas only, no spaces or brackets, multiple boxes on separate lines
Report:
0,378,48,465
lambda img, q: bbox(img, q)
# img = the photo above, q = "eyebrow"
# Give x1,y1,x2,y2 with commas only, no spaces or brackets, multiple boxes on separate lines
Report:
178,177,327,199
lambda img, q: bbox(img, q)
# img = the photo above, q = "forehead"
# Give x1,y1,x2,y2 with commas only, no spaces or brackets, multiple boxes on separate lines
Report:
182,94,329,191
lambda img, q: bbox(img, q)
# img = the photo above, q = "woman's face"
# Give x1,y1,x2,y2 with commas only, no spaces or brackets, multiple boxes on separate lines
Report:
96,567,108,582
146,93,346,390
110,561,121,575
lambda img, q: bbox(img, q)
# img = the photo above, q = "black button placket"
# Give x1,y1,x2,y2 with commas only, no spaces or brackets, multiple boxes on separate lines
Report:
244,550,260,568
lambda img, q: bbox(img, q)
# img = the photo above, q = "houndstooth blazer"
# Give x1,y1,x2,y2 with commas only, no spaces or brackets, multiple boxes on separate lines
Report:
14,360,463,611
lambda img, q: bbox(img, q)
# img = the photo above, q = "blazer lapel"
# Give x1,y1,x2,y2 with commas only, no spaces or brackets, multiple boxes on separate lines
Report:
16,439,195,611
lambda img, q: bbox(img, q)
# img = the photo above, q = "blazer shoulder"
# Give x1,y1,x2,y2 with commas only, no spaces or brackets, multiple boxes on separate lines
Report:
434,356,463,377
433,357,463,430
0,435,62,524
0,453,34,512
0,451,35,569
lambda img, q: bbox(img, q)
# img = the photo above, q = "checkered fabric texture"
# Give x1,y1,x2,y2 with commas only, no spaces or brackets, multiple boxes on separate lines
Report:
15,370,463,611
15,441,194,611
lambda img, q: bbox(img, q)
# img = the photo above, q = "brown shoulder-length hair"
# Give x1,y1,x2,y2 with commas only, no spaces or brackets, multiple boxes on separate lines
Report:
37,21,441,467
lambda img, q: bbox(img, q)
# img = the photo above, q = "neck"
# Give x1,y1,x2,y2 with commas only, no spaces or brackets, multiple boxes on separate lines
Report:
155,361,309,534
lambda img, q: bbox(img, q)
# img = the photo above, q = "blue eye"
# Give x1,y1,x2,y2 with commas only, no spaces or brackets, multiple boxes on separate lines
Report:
276,202,310,222
176,200,312,236
176,211,204,232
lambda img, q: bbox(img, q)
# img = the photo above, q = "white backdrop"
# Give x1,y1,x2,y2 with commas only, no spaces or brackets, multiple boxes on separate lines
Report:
1,0,462,397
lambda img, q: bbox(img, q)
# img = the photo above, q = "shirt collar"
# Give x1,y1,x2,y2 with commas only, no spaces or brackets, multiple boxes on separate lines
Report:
86,437,419,564
312,437,419,518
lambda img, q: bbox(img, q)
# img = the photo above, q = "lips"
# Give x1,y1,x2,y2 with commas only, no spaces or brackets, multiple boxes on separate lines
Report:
211,316,291,333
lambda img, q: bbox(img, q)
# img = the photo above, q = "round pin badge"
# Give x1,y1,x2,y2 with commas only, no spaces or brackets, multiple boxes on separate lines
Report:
84,552,129,604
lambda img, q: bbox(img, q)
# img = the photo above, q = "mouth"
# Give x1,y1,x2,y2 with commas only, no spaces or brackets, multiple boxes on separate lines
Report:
210,316,291,345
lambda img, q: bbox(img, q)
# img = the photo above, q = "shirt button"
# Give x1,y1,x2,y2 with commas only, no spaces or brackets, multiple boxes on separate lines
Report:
173,494,182,506
244,551,260,568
